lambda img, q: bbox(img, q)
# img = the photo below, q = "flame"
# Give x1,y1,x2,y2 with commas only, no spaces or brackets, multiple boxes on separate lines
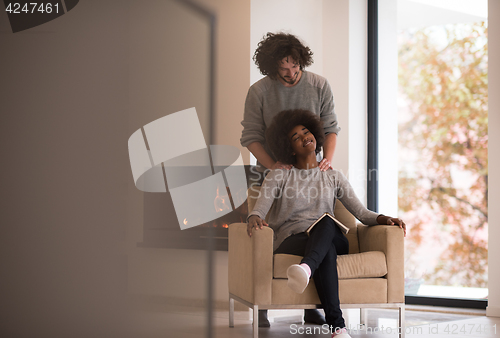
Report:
214,186,231,213
222,224,229,229
183,218,188,225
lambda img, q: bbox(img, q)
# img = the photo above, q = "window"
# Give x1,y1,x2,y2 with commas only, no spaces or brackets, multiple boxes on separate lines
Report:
375,0,488,306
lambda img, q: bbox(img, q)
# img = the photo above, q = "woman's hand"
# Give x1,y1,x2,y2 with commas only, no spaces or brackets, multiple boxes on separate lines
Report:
247,215,269,237
377,215,407,237
318,157,332,171
271,161,293,170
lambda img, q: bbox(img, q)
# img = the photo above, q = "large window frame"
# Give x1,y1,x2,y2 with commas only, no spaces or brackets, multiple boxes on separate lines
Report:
367,0,487,310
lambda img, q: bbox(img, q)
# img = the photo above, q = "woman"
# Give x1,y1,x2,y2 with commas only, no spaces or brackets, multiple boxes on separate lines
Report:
246,109,406,338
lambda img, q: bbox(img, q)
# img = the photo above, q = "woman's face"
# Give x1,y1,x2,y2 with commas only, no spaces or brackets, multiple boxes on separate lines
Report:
287,124,316,157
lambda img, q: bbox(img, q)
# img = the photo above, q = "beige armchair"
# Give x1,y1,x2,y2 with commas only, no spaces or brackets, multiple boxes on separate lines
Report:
228,187,405,338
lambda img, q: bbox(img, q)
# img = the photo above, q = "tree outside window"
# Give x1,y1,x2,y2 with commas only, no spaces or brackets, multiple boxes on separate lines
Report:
398,21,488,294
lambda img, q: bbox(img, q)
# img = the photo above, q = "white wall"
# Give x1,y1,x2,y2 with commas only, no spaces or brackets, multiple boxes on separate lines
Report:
487,0,500,318
378,0,399,216
250,0,324,85
323,0,368,202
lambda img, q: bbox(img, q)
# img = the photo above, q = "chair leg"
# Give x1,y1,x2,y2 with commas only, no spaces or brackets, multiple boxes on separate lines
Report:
399,305,405,338
229,297,234,328
360,308,368,327
253,305,259,338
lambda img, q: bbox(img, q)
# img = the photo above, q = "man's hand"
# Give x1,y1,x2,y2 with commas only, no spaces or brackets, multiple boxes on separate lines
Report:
271,161,293,170
247,143,293,170
318,158,332,171
247,215,269,237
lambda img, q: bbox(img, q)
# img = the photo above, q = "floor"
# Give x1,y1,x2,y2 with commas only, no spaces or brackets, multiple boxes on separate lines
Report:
128,299,499,338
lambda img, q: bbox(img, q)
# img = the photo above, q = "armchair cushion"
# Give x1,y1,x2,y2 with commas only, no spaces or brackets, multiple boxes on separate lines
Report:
273,251,387,279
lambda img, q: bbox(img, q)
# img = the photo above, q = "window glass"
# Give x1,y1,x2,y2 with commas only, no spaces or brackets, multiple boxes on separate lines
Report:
397,0,488,299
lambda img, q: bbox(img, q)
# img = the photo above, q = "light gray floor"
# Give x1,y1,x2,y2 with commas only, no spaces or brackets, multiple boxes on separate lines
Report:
128,299,499,338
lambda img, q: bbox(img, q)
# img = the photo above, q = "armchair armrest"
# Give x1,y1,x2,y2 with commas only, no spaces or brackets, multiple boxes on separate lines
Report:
228,223,274,305
357,225,405,303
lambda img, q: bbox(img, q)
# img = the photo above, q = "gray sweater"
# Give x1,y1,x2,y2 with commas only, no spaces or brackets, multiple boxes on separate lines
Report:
248,167,380,251
240,71,341,169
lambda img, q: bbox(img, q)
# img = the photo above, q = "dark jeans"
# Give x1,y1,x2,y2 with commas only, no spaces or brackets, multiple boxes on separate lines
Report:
274,217,349,329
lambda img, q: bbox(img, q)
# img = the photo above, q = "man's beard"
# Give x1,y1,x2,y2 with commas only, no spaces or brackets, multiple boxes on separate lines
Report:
280,71,299,85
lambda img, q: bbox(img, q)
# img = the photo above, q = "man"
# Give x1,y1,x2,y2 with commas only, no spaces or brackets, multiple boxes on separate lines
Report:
241,32,340,174
240,32,341,327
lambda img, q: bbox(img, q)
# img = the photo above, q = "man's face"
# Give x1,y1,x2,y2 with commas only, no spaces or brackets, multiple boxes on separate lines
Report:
277,56,301,86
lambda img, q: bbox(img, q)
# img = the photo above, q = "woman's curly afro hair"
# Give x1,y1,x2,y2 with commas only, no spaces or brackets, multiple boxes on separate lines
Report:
266,109,325,165
253,32,313,79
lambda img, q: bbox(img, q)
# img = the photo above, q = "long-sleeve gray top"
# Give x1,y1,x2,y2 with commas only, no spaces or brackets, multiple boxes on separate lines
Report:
248,167,380,251
240,71,341,170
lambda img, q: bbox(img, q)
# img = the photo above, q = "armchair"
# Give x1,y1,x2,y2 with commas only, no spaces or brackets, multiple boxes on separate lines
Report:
228,187,405,338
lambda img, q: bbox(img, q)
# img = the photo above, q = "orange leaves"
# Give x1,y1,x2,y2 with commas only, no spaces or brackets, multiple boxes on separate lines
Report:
398,22,488,288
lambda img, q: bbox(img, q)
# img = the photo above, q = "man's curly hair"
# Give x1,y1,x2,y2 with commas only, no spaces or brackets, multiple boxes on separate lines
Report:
253,32,314,79
266,109,325,165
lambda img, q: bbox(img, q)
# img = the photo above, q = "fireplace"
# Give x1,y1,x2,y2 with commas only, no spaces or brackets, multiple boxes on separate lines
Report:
138,165,262,251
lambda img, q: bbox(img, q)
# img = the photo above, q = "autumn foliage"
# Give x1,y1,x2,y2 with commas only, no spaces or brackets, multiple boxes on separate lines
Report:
398,22,488,289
